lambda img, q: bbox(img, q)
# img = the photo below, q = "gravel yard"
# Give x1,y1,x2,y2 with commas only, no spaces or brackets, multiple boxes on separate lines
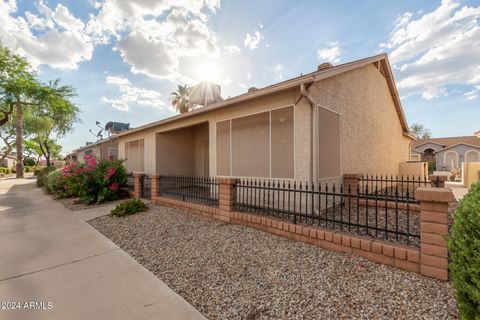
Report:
90,204,457,320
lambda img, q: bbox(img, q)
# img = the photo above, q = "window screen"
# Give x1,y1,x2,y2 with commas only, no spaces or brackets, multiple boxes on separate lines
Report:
125,139,145,172
216,120,231,175
318,107,340,179
271,106,294,178
232,112,269,177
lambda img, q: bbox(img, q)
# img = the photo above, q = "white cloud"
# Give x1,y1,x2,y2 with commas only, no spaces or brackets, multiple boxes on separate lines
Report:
244,30,263,50
102,76,165,111
316,41,342,63
224,45,240,54
382,0,480,100
0,0,93,69
87,1,220,81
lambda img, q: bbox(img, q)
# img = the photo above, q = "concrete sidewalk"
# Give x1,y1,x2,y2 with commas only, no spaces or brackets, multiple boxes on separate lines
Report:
0,177,206,320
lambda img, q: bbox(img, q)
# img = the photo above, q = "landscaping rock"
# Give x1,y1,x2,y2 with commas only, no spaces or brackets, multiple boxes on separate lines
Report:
90,204,457,320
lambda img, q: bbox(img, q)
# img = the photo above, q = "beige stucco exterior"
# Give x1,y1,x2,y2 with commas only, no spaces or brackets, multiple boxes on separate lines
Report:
116,56,412,181
75,138,118,163
463,162,480,188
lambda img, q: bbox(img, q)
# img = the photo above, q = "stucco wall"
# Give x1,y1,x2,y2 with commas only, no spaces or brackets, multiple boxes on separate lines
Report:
463,162,480,187
119,89,303,177
399,162,428,180
436,145,480,170
77,139,118,163
117,63,411,179
309,64,411,176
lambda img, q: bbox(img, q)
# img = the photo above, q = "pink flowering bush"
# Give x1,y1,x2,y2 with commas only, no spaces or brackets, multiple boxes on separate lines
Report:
47,154,128,204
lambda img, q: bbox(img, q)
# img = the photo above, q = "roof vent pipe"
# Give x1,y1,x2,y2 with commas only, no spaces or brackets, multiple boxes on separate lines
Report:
248,87,258,93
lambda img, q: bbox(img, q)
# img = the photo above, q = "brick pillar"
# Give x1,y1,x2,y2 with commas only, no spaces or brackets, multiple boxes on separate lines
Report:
132,173,145,199
416,187,454,281
218,178,238,213
150,175,160,201
428,174,447,188
343,174,361,195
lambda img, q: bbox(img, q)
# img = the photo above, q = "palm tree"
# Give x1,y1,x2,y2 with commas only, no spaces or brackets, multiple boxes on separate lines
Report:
169,84,193,114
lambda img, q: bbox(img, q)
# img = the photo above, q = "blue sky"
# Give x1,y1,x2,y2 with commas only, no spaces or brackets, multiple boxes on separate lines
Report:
1,0,479,154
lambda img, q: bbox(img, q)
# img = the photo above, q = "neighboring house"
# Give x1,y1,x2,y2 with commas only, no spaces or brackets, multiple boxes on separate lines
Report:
411,136,480,171
115,53,413,181
74,138,118,162
0,154,16,168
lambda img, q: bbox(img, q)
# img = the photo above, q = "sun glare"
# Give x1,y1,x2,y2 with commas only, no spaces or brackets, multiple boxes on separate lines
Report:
195,60,222,83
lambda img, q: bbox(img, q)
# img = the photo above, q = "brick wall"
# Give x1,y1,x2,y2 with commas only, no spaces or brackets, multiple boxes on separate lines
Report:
140,175,453,281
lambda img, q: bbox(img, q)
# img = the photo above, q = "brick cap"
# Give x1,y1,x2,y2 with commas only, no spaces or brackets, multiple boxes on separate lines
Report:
416,187,454,203
343,174,362,179
428,175,448,182
217,178,238,185
132,172,146,177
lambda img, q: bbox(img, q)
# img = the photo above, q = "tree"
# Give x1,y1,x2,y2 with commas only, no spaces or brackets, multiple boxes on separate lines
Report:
169,84,194,113
410,123,432,139
26,80,78,167
0,45,42,178
0,45,78,176
0,112,15,164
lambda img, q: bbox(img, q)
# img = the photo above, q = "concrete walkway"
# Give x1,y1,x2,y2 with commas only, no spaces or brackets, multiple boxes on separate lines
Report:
0,177,206,320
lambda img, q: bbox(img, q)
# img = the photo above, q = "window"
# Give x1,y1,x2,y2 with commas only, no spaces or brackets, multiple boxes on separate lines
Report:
216,106,294,178
232,111,270,177
465,150,480,163
271,106,294,178
108,148,118,160
444,151,458,170
318,107,340,179
125,139,145,172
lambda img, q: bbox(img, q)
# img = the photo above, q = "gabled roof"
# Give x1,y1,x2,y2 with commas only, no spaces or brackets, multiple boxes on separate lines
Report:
116,53,411,138
412,136,480,149
436,142,480,152
73,137,117,153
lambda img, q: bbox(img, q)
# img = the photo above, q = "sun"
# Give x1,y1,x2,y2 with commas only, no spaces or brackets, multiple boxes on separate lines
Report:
195,60,222,83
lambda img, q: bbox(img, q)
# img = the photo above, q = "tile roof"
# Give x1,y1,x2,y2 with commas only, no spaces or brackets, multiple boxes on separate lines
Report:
412,136,480,149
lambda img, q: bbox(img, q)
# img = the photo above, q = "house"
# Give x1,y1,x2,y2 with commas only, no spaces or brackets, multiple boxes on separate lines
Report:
115,53,414,181
0,154,16,168
73,137,118,162
410,136,480,171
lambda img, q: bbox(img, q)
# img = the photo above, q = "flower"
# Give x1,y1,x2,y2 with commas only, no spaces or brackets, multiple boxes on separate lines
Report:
105,167,116,180
109,183,119,191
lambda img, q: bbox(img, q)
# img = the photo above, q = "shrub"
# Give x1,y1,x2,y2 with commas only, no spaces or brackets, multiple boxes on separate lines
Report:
48,155,129,204
23,158,36,166
45,170,63,194
428,161,436,174
0,167,10,174
36,167,56,187
110,199,148,217
448,182,480,320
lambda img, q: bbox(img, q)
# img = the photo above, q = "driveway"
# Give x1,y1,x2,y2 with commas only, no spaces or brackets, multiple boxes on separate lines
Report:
0,176,205,320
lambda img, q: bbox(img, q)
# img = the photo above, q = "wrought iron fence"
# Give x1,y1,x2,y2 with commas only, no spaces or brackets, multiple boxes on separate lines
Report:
125,174,134,193
159,176,219,207
141,175,151,200
234,179,420,247
359,175,430,203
